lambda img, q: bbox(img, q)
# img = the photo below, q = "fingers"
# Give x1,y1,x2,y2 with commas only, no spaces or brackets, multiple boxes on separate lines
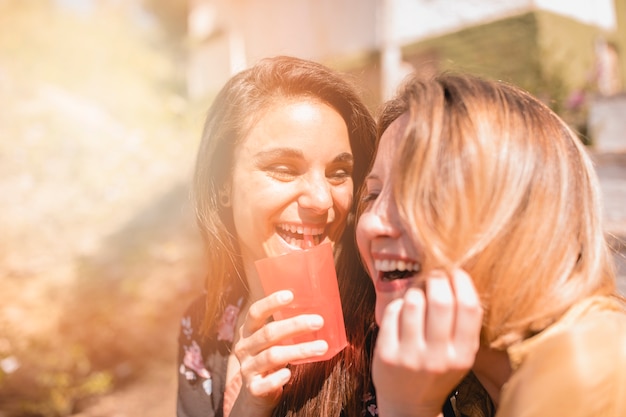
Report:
240,290,325,353
243,313,324,352
242,290,294,337
245,367,292,397
450,269,483,362
372,268,482,416
235,290,329,375
239,339,329,376
398,288,426,354
377,288,428,366
376,298,403,363
230,290,333,415
384,268,483,367
424,272,455,355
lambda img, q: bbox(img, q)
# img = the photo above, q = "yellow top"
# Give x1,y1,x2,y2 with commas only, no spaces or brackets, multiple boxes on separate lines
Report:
497,295,626,417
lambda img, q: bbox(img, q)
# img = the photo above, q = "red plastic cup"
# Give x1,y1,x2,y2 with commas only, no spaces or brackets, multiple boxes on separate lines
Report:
254,242,347,364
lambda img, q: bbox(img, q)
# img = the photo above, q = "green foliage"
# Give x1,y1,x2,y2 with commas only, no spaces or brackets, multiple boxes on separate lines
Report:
0,2,203,415
0,339,112,417
398,10,609,143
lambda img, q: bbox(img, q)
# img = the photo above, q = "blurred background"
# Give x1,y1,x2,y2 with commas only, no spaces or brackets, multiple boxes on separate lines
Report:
1,0,625,416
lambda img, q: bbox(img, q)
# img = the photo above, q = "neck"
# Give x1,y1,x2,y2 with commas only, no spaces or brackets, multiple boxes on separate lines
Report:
472,346,512,408
242,261,266,303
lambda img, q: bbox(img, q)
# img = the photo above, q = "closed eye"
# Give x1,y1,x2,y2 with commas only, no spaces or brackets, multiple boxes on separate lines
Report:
265,164,299,181
361,191,379,204
327,164,353,185
361,175,382,205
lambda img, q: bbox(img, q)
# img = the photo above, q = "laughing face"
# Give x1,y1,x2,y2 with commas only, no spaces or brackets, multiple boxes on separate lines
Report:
230,98,353,267
356,113,424,324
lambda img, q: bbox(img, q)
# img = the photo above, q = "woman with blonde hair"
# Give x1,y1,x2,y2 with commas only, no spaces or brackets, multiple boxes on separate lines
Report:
357,72,626,417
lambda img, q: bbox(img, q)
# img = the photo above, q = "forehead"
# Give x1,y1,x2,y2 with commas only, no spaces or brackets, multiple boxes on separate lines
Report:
250,95,336,126
248,97,340,134
373,112,410,173
236,97,350,156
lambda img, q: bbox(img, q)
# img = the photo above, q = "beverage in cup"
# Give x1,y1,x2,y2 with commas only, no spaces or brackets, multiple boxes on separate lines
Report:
254,242,347,364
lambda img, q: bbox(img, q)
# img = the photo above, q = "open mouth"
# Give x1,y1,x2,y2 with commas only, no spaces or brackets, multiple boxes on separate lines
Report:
276,223,325,249
375,259,421,282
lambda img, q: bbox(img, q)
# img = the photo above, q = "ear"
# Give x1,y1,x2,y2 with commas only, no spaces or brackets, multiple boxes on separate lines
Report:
218,183,231,208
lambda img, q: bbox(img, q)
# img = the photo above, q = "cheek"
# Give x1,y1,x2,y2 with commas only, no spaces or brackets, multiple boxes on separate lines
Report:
355,219,367,255
334,182,354,213
375,297,391,326
355,213,375,266
356,238,375,281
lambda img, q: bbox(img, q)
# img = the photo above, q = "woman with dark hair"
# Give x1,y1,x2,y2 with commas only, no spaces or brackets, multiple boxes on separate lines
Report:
177,55,378,417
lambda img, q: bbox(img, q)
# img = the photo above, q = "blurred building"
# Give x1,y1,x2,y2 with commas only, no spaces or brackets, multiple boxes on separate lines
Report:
187,0,626,122
186,0,378,100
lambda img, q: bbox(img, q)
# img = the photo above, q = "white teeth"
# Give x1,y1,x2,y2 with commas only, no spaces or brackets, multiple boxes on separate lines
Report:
276,223,326,248
277,224,325,236
374,259,420,273
381,259,390,271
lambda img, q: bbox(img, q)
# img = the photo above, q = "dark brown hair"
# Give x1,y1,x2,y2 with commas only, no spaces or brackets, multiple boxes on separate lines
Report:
192,55,377,417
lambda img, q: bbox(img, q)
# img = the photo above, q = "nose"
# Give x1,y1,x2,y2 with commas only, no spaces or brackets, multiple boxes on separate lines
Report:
357,191,401,239
298,173,334,213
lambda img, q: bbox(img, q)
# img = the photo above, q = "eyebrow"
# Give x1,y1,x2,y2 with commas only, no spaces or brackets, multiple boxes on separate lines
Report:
365,173,380,181
254,148,303,160
254,149,354,164
334,152,354,164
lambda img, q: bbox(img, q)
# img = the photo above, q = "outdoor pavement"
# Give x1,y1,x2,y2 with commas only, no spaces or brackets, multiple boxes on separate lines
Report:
592,151,626,295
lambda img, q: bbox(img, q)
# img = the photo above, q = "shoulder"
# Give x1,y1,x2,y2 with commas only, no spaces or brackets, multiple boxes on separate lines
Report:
182,294,207,321
538,308,626,385
179,294,208,346
501,306,626,415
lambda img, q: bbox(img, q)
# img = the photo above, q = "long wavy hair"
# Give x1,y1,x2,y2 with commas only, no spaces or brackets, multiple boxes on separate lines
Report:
377,73,617,349
192,56,376,417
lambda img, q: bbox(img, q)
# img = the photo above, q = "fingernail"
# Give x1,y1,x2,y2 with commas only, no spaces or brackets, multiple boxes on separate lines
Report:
310,340,328,355
277,290,293,303
308,315,324,329
405,287,424,306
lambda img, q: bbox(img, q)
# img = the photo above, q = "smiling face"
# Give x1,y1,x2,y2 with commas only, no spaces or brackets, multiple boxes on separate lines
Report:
356,113,423,324
230,97,353,268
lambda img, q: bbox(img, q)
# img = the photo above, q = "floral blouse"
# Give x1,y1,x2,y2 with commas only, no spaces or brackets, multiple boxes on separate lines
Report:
176,287,456,417
177,285,244,417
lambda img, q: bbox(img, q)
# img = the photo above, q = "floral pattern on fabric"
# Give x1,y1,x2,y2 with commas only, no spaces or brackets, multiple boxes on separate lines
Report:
362,391,378,416
179,295,244,398
183,340,211,379
179,315,213,396
217,298,242,342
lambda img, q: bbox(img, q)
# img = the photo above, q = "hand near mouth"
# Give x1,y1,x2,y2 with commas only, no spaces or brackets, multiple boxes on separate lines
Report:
372,269,483,417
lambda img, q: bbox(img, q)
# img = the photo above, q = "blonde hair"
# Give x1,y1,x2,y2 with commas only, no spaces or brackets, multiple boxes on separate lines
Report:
379,73,617,348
